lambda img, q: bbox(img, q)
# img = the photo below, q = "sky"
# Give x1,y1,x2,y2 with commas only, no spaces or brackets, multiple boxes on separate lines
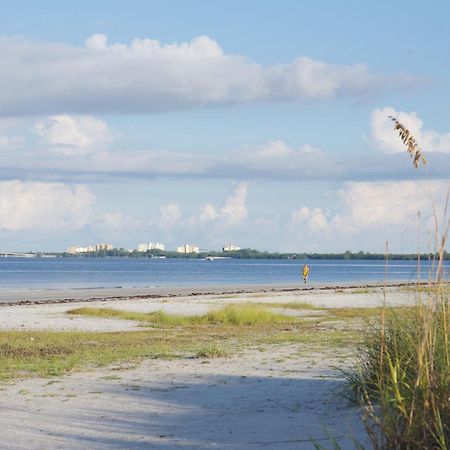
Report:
0,0,449,253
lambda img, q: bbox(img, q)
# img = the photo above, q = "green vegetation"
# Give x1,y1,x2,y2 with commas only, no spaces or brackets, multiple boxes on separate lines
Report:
348,297,449,449
68,304,300,326
345,117,450,449
0,302,383,382
0,304,304,381
195,344,230,358
59,247,450,260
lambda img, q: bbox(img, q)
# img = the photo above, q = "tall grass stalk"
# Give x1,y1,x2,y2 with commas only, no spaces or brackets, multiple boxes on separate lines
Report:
349,118,450,449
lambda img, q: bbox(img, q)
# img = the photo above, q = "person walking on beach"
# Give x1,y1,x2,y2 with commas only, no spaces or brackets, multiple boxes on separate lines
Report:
302,264,309,283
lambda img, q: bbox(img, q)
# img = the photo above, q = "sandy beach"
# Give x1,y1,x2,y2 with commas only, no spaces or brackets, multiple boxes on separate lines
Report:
0,284,419,449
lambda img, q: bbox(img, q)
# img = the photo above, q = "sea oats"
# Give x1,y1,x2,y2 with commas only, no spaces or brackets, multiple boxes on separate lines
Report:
389,115,426,169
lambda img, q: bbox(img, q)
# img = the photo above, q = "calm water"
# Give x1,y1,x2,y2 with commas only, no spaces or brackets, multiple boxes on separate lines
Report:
0,257,447,290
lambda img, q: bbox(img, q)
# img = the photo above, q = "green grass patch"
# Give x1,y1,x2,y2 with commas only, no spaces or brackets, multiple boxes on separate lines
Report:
261,302,324,311
0,303,392,383
0,305,302,382
0,330,183,381
195,343,230,358
68,304,300,326
348,300,450,448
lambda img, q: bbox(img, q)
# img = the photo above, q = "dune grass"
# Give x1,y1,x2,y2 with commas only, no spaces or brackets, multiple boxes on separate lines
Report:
0,301,381,382
0,330,181,380
0,304,303,381
348,295,449,449
345,117,450,449
68,303,300,326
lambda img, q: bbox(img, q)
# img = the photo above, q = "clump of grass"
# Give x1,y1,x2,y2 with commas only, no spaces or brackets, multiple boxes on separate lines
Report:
349,299,449,449
195,344,229,358
68,304,299,327
347,118,449,449
0,330,180,380
262,302,324,311
203,304,296,325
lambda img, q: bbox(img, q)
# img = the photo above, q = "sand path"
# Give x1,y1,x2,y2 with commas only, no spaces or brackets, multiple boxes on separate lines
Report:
0,345,367,449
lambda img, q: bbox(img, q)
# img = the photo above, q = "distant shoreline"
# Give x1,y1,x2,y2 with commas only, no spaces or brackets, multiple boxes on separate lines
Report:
0,281,430,306
3,251,449,261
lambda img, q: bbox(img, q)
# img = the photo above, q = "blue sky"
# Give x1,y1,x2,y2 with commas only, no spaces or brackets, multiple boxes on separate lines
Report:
0,1,449,252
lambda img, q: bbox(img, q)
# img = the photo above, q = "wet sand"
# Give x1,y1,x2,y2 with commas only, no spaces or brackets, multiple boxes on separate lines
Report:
0,280,418,306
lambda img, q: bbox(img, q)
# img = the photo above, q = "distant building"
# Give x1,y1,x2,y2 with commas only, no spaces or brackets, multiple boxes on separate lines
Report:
138,242,165,252
222,245,241,252
177,244,200,254
96,243,113,251
67,244,112,254
67,245,95,254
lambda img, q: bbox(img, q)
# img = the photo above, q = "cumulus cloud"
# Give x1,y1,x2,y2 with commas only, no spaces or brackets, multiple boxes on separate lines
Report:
156,203,181,229
194,182,249,227
291,206,328,231
97,211,141,231
330,181,434,232
0,34,418,116
0,181,94,231
370,107,450,154
287,180,449,251
34,115,113,155
1,117,449,183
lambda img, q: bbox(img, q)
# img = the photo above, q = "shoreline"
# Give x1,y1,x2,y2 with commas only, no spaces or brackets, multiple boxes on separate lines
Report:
0,280,426,306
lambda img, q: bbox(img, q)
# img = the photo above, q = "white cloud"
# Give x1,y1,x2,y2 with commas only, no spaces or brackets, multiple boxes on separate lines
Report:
371,107,450,154
35,115,113,155
0,34,417,116
97,211,141,231
330,181,432,232
236,140,329,176
0,181,94,231
291,206,328,231
194,182,249,227
156,203,181,229
219,182,249,225
198,203,220,224
287,180,449,251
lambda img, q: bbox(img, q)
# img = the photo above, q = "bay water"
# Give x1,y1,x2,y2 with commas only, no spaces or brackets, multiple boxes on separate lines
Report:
0,257,447,290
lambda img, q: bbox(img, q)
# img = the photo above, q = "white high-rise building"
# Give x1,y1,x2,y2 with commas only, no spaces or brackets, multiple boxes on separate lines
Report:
223,245,241,252
96,243,113,251
176,244,200,254
138,242,165,252
67,244,112,254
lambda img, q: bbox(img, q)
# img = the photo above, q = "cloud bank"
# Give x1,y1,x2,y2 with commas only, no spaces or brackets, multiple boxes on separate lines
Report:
1,111,450,184
0,34,418,117
0,181,94,231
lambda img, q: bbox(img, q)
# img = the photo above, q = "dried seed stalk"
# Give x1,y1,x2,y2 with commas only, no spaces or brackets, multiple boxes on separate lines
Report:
389,116,426,169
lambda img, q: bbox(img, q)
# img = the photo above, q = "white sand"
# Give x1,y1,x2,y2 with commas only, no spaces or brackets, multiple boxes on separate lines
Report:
0,285,416,332
0,346,368,449
0,285,418,449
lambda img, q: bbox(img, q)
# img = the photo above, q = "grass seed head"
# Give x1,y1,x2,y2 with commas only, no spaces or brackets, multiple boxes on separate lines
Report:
389,116,426,169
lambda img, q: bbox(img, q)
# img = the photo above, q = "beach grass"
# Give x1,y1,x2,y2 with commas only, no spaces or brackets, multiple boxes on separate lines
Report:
68,303,301,326
348,294,449,449
0,302,378,382
0,304,300,381
345,117,450,449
